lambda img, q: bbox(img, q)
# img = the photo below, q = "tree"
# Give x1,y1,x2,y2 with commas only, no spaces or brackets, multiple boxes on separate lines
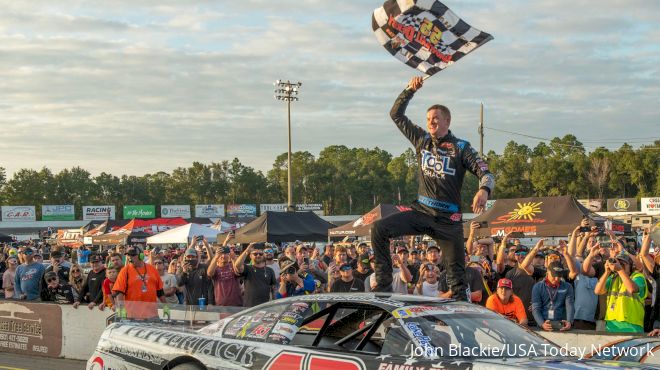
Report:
587,148,610,200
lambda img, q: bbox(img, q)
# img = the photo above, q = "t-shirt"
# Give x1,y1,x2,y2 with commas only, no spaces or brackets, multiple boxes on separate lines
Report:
160,273,179,305
353,268,372,283
505,266,536,324
212,264,242,306
102,278,115,308
112,263,163,319
330,278,365,293
80,268,106,304
15,262,46,300
78,249,91,264
45,283,75,304
3,269,15,298
241,265,276,307
177,264,213,305
266,262,281,278
486,294,527,323
418,281,440,297
364,269,407,294
573,261,598,323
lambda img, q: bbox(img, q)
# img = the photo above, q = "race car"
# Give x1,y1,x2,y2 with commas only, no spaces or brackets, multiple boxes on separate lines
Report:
87,293,660,370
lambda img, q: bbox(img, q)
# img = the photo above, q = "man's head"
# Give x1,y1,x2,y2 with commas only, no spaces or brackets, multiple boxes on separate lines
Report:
475,238,494,256
426,245,440,264
334,246,348,265
284,246,296,261
50,250,64,264
125,246,143,265
184,248,199,267
546,261,564,283
396,247,409,265
45,271,59,289
426,104,451,138
422,263,439,283
357,254,371,271
338,263,354,281
296,245,309,262
218,247,232,265
107,264,120,280
496,278,513,302
513,246,528,265
89,254,103,271
356,243,368,256
6,256,18,268
109,253,124,269
264,248,274,261
281,262,298,282
250,246,265,265
324,243,334,256
152,257,165,274
23,247,35,263
615,253,633,274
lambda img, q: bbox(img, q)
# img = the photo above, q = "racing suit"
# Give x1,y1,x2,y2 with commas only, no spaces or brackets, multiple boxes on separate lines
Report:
371,88,495,300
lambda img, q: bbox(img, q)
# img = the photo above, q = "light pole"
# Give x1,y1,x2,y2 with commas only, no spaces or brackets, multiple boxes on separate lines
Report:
274,80,302,212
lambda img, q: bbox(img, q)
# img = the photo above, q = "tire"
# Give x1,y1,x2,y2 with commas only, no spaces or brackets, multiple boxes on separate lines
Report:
170,362,205,370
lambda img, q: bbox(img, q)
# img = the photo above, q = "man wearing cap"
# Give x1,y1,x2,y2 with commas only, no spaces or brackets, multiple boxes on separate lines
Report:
43,271,75,304
486,278,527,325
496,234,538,325
531,260,574,332
330,263,364,293
263,247,281,277
207,246,242,306
327,246,350,289
276,261,315,298
595,252,648,333
177,247,214,306
112,245,166,319
74,254,106,309
354,254,373,283
14,247,46,301
414,263,441,297
234,243,277,307
45,250,70,284
424,244,444,272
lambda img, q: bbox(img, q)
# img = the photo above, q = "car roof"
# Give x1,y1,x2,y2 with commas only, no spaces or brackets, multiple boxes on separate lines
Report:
268,293,456,311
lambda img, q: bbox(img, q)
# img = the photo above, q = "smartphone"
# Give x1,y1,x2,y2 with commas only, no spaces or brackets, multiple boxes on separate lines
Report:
550,321,563,330
478,221,488,228
469,255,481,262
303,257,309,264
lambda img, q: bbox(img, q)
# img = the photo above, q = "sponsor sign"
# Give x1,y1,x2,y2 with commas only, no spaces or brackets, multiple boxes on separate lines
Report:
606,198,638,212
642,197,660,214
578,199,603,212
195,204,225,218
0,301,62,357
82,206,116,221
227,204,257,218
259,203,324,215
295,203,323,212
41,205,75,221
160,205,191,218
1,206,36,222
123,205,156,219
260,204,288,214
56,229,83,247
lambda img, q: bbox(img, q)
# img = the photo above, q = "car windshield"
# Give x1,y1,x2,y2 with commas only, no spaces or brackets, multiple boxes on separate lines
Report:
388,302,560,359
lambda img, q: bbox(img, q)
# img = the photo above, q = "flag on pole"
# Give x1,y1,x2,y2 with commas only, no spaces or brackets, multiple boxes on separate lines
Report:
372,0,493,75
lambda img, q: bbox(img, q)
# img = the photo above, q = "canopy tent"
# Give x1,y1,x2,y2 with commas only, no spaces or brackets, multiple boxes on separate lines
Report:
146,223,221,244
0,233,13,243
91,230,151,246
234,211,334,244
329,204,412,238
463,195,630,238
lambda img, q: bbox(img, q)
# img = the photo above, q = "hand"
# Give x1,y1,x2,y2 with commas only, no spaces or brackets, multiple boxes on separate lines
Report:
440,291,453,299
311,248,320,259
407,76,424,92
649,329,660,337
98,303,105,311
245,243,255,253
560,320,572,331
280,276,287,285
73,301,80,309
470,221,481,232
542,320,553,331
88,302,96,310
534,238,546,251
472,189,488,214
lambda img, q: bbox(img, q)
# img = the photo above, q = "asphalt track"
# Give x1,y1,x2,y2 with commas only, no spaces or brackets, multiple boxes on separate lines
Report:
0,353,85,370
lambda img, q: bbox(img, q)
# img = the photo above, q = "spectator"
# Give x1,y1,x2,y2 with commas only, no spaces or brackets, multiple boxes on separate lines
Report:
425,244,443,272
278,245,297,269
397,247,419,289
112,245,167,320
177,248,214,306
327,246,349,289
486,278,527,325
330,263,365,293
207,246,242,307
365,252,411,294
45,250,70,284
595,253,647,333
571,237,599,330
532,261,574,332
108,252,124,270
414,263,441,297
74,254,106,309
43,271,75,304
68,264,85,301
78,246,92,266
234,243,276,307
353,254,373,283
321,243,334,267
264,247,281,277
438,261,483,303
276,261,315,298
100,264,120,310
168,259,184,304
3,256,18,298
14,247,45,301
152,257,178,306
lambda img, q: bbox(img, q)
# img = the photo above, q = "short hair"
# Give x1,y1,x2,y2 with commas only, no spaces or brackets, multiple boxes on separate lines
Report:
334,246,347,256
427,104,451,121
109,253,122,259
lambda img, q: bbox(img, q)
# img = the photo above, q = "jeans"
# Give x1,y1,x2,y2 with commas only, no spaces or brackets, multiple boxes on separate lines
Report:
371,209,467,301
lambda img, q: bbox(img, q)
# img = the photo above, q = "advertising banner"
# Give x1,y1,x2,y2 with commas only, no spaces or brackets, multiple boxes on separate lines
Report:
195,204,225,218
0,301,62,357
295,203,323,212
1,206,36,222
82,206,116,221
160,205,191,219
578,199,603,212
606,198,638,212
123,205,156,219
41,205,75,221
260,203,324,215
227,204,257,218
642,197,660,214
260,204,288,214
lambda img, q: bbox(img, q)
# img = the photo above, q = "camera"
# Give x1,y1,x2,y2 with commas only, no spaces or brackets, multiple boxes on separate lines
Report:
303,257,309,264
579,226,590,232
478,221,488,228
607,258,617,264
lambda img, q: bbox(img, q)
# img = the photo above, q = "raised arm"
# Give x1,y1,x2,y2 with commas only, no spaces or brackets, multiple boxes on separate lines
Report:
233,243,254,274
466,222,479,256
640,229,654,274
390,77,427,147
521,239,545,276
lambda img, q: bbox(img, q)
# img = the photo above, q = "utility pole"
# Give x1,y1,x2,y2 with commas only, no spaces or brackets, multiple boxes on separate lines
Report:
274,80,302,212
479,102,484,157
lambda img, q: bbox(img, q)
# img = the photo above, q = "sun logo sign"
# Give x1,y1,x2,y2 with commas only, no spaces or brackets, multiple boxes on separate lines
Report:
507,202,543,221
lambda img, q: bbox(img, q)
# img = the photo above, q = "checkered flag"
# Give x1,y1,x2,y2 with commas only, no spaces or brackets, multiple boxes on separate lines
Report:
372,0,493,75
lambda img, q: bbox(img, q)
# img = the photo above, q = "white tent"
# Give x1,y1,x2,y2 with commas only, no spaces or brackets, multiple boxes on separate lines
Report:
146,223,220,244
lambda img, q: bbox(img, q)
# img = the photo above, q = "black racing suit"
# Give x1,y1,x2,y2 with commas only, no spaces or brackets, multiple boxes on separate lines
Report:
371,88,495,300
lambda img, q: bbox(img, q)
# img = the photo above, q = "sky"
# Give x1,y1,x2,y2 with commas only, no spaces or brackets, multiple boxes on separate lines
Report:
0,0,658,177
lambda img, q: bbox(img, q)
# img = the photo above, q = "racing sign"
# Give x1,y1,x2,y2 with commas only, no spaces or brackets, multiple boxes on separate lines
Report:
123,205,156,219
82,205,116,220
607,198,638,212
195,204,225,218
1,206,36,222
227,204,257,218
42,205,75,221
372,0,493,75
160,205,191,218
578,199,603,212
260,204,288,214
642,197,660,214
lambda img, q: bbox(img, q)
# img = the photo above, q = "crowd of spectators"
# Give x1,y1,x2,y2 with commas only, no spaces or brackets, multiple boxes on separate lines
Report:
0,222,657,334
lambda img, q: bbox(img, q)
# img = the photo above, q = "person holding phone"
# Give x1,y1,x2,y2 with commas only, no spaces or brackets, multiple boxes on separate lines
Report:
531,261,574,332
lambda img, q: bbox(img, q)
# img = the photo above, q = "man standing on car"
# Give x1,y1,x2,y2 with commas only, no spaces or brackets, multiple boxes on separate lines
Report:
370,76,494,298
234,243,276,307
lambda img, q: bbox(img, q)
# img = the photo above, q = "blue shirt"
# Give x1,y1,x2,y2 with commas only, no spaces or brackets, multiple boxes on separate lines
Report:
14,262,46,300
573,261,598,322
78,249,91,264
275,273,315,299
532,279,575,324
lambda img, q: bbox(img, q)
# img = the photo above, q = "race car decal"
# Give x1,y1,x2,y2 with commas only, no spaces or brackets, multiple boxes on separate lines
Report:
89,356,104,370
392,304,488,318
293,294,405,307
263,350,365,370
109,344,165,366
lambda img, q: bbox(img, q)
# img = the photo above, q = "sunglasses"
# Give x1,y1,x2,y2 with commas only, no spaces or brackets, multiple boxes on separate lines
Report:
514,252,527,256
252,253,264,256
264,249,273,253
46,278,58,283
72,270,81,273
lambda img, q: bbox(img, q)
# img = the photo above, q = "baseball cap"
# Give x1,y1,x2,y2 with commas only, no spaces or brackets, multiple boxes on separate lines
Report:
339,263,353,271
295,244,308,253
514,246,529,254
497,278,513,289
358,253,370,265
125,246,140,256
50,250,63,258
184,248,198,257
616,253,633,266
477,238,494,245
396,246,409,253
410,249,419,255
44,271,58,280
547,261,564,276
426,245,440,252
89,254,102,263
280,261,298,275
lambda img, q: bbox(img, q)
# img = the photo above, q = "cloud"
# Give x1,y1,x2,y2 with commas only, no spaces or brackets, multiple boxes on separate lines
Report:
0,0,657,179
